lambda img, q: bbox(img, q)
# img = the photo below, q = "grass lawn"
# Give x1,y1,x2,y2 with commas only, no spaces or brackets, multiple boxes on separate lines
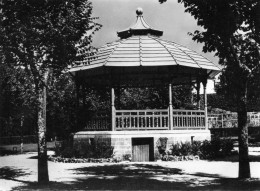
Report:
1,153,260,190
0,145,260,190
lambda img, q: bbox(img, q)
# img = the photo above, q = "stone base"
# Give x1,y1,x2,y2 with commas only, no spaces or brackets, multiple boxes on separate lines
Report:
74,130,211,161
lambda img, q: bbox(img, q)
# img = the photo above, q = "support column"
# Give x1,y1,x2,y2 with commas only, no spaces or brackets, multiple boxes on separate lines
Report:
75,79,80,131
111,87,116,131
202,79,208,130
196,80,201,110
168,83,173,130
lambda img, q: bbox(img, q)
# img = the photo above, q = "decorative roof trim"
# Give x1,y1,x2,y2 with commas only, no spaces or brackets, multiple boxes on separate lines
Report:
117,8,163,39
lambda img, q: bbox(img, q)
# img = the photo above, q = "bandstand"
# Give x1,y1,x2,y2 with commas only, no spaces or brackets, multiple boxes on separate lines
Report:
69,8,221,161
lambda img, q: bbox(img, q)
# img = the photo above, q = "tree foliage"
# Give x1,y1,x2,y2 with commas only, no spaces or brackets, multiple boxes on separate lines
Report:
167,0,260,179
1,0,101,183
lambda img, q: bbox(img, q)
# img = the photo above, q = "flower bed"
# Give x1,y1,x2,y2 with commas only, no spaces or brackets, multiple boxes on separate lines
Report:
48,156,123,163
161,155,200,162
156,136,234,161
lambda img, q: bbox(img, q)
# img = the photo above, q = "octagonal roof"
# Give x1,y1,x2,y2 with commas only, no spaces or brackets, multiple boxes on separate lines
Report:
70,8,221,87
71,35,220,72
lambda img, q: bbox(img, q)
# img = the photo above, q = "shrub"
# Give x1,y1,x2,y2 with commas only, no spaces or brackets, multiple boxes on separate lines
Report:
210,136,222,157
123,154,132,161
170,142,181,156
167,137,234,160
156,137,168,155
60,147,76,158
191,141,202,156
154,152,161,161
54,140,75,158
200,140,213,159
221,138,234,156
179,142,192,156
54,139,114,159
169,142,193,156
199,137,234,159
90,140,114,158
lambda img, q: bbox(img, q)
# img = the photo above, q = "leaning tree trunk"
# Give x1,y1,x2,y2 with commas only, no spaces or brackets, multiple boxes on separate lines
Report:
37,71,49,183
238,90,251,179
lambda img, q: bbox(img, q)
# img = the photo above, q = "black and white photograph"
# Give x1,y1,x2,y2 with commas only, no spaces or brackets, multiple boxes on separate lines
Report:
1,0,260,190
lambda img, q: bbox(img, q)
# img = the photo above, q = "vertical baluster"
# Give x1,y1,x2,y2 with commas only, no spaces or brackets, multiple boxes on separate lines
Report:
159,115,163,127
149,115,151,128
122,116,125,129
128,115,131,128
150,116,152,128
137,114,139,129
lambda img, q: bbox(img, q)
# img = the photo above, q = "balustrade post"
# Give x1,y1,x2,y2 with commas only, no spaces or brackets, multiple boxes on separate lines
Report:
168,83,173,130
111,87,116,131
202,79,208,130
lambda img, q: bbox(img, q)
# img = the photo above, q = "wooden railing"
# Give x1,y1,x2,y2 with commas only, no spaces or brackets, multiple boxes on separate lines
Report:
115,109,169,130
248,112,260,127
84,110,260,130
208,112,260,129
85,112,110,131
84,109,207,131
172,110,206,130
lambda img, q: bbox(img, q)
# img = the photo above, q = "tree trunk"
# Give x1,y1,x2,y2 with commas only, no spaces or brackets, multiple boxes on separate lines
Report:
238,93,251,179
37,71,49,183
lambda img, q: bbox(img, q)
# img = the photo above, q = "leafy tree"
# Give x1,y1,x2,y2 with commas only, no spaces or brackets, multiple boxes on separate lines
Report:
1,0,101,183
159,0,260,178
0,59,37,138
47,73,78,139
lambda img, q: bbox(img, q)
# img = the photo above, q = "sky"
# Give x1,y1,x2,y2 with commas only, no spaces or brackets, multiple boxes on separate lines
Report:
90,0,219,93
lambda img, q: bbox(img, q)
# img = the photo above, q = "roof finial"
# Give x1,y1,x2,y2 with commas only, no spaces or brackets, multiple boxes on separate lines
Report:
136,7,143,16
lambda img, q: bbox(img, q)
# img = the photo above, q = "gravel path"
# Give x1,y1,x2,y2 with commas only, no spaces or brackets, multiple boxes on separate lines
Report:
1,152,260,190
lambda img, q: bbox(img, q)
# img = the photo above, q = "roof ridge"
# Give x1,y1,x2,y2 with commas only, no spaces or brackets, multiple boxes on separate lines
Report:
162,39,221,70
104,39,125,66
139,36,142,66
160,39,202,69
149,36,178,65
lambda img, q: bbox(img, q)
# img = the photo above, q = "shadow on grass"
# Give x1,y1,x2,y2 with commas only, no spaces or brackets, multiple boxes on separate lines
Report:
11,163,260,190
208,154,260,162
0,166,31,184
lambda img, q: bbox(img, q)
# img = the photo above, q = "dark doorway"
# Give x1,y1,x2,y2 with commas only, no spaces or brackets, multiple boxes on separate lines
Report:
132,137,154,162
